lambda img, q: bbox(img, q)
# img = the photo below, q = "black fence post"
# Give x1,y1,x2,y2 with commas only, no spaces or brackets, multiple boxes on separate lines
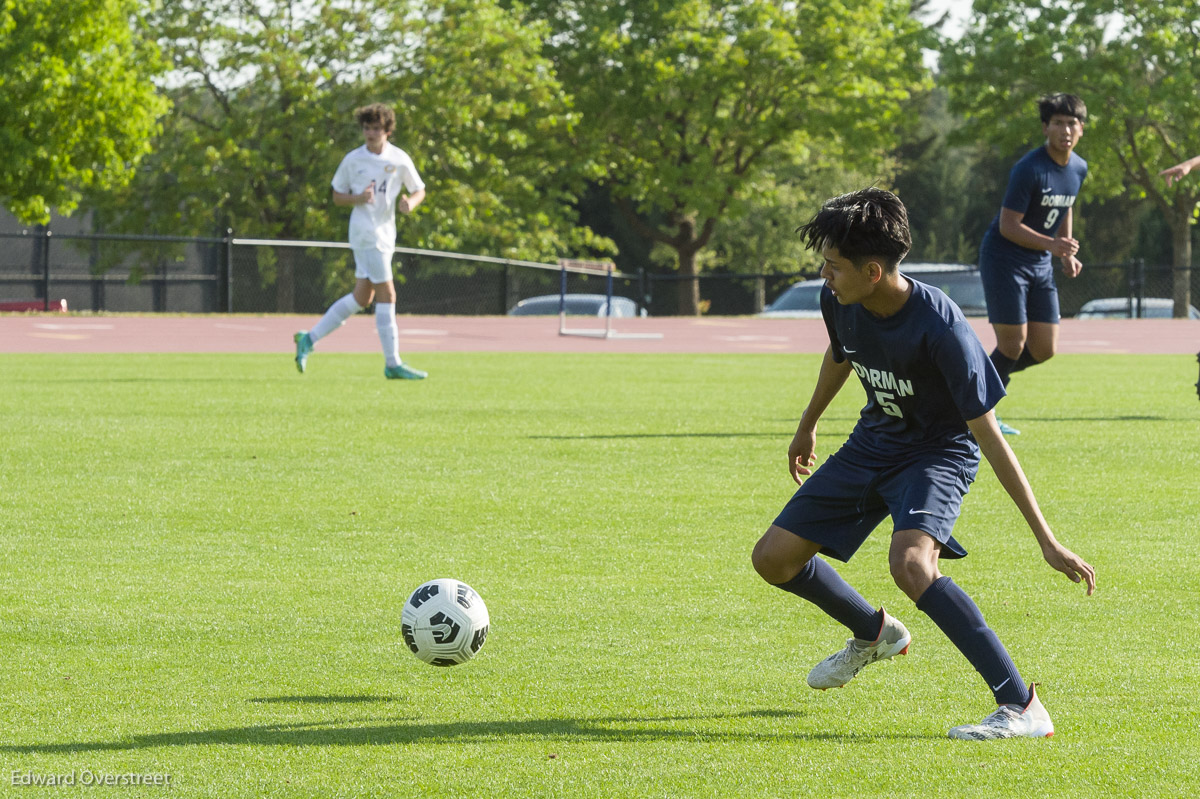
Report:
41,228,52,312
224,228,234,313
89,234,102,312
501,263,512,314
1135,258,1146,318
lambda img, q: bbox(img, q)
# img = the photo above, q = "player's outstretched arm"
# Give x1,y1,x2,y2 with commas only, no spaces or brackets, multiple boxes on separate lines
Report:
966,412,1096,595
1159,155,1200,187
789,346,853,485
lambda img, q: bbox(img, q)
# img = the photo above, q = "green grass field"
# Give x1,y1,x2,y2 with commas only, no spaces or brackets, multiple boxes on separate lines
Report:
2,352,1198,797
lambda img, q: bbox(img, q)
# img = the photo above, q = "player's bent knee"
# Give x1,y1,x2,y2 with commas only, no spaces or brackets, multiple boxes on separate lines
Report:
888,550,938,600
752,526,820,584
750,537,779,582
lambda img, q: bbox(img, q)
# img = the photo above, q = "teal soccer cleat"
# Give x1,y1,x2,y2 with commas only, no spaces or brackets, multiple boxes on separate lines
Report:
384,362,428,380
294,331,313,373
996,417,1020,436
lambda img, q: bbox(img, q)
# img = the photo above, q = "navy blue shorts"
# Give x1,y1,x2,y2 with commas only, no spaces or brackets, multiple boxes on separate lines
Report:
979,258,1060,326
772,448,976,562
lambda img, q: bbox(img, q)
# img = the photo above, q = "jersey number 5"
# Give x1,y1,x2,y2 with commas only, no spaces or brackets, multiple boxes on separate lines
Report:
875,391,903,418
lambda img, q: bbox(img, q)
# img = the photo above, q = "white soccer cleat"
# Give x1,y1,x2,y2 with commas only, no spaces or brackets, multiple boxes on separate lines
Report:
947,683,1054,740
806,609,911,690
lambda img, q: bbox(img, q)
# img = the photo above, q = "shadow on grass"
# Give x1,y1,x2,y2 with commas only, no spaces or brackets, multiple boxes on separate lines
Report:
248,695,401,705
530,432,784,440
1004,415,1174,422
0,709,939,753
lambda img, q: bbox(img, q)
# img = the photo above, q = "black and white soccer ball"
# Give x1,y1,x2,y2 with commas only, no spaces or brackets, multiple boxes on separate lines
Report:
401,579,490,666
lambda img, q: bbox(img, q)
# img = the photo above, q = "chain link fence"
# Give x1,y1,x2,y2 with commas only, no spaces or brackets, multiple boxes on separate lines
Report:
228,239,647,316
0,230,227,313
2,229,1196,317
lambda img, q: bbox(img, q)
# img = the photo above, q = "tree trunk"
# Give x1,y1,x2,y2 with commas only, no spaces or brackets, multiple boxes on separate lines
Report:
676,245,701,315
275,245,296,313
1170,203,1193,319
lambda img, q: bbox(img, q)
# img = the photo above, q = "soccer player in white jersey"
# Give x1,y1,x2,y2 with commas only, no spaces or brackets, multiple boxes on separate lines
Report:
294,103,428,379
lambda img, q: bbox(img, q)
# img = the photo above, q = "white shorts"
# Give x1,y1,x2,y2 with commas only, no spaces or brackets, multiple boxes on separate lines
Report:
353,248,394,284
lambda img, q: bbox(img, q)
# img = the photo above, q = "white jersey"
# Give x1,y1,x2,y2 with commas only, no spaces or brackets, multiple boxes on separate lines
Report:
331,142,425,252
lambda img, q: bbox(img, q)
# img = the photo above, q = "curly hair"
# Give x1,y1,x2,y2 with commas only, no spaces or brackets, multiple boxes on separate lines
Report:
796,188,911,271
354,103,396,134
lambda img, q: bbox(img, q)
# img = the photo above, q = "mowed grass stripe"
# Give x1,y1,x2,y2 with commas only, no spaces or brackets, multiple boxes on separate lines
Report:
1,352,1197,798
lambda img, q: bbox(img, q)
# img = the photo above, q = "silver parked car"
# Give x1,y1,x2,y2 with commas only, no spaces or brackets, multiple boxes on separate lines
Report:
1075,297,1200,319
507,293,646,317
758,263,987,318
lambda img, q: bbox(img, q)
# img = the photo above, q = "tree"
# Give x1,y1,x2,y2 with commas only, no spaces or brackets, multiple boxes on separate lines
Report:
378,0,611,260
517,0,929,314
940,0,1200,317
0,0,168,223
889,88,1008,264
90,0,606,311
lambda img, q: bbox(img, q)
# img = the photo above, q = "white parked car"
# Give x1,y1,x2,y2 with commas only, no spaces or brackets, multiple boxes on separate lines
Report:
1075,297,1200,319
758,263,987,318
507,293,646,317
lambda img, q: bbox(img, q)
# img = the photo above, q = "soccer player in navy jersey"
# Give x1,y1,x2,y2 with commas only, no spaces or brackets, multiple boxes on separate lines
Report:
979,93,1089,435
751,188,1095,739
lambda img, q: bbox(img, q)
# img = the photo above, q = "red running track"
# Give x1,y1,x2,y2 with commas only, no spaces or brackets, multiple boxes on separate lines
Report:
1,314,1197,355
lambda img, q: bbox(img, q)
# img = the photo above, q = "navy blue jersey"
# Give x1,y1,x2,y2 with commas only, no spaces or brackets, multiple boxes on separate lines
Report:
980,146,1088,269
820,278,1006,465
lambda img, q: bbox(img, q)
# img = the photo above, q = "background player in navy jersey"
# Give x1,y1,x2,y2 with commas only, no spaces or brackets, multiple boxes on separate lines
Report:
294,103,428,380
751,188,1095,740
979,94,1088,435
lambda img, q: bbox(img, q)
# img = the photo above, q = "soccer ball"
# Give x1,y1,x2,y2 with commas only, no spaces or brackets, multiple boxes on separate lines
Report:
401,579,490,666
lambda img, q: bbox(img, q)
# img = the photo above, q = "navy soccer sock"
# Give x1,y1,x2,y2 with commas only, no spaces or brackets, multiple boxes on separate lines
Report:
916,576,1029,706
1010,345,1040,374
774,557,882,642
989,348,1018,388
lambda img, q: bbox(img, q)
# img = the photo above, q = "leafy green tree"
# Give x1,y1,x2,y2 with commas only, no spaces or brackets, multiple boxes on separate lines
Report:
517,0,929,314
890,88,1005,264
0,0,168,223
941,0,1200,316
91,0,605,311
706,158,886,310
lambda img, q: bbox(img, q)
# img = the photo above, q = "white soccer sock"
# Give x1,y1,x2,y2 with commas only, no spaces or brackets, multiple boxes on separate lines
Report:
375,302,401,368
309,293,363,343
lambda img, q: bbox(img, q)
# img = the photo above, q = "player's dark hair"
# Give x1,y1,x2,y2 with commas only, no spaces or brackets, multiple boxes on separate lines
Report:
1038,93,1087,124
796,187,911,271
354,102,396,134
